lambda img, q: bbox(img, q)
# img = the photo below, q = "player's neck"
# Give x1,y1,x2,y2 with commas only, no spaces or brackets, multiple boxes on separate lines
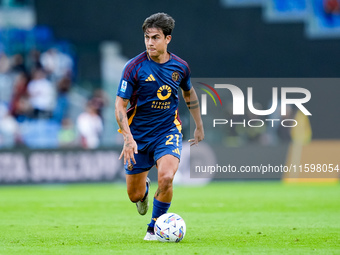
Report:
150,52,170,64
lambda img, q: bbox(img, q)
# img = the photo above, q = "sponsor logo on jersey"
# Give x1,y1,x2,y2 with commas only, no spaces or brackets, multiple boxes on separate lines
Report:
157,85,172,100
151,101,170,109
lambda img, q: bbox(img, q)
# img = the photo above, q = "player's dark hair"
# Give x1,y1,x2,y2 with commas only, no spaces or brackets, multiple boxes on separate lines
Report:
142,13,175,37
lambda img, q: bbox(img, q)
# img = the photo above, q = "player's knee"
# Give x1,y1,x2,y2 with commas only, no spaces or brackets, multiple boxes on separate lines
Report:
158,174,174,190
127,191,144,203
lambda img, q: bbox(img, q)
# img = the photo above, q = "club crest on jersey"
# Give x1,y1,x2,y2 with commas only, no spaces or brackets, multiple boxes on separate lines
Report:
157,85,172,100
172,71,180,82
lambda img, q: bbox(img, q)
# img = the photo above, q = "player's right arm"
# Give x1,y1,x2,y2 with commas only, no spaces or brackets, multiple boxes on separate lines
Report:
115,96,138,166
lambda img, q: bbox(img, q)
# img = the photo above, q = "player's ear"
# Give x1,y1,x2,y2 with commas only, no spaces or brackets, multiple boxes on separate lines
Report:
165,35,172,44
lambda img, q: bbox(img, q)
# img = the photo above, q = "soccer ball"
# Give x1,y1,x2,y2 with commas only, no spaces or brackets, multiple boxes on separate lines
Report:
154,213,186,242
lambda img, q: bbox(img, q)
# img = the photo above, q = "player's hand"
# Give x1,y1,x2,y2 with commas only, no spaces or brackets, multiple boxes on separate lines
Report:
119,135,138,169
188,126,204,146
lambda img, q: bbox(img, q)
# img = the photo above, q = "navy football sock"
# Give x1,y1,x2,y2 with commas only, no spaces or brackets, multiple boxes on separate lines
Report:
148,198,171,228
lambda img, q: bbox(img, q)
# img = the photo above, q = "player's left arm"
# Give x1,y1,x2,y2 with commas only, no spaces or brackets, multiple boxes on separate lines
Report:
182,87,204,146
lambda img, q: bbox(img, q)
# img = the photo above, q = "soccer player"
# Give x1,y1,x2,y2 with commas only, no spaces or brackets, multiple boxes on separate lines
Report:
115,12,204,241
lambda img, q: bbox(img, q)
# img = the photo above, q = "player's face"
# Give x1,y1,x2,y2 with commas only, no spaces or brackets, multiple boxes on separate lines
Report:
144,28,171,60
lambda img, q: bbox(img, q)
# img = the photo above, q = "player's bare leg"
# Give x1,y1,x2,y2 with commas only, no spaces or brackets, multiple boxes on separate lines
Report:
155,154,179,202
144,154,179,241
126,171,150,215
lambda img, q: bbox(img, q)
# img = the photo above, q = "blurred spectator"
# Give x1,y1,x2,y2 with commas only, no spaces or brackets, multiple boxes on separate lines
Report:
0,103,19,148
10,53,27,74
0,52,14,104
324,0,340,14
89,89,109,119
40,47,73,81
26,49,43,72
27,68,56,118
9,71,31,121
53,76,71,122
76,100,103,149
58,118,76,147
0,52,11,74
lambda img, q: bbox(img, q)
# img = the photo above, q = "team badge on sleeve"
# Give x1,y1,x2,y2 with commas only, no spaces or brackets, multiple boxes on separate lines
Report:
120,80,127,93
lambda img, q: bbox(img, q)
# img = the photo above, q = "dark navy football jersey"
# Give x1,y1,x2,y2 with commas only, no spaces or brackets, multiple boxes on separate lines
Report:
117,51,191,149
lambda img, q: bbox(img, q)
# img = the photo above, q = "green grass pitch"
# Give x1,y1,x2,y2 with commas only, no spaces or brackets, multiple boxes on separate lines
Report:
0,181,339,254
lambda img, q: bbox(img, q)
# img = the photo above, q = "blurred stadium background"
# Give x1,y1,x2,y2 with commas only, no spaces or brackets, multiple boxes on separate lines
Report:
0,0,339,184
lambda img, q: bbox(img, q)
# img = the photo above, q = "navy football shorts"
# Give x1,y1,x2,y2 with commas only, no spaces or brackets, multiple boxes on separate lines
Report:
124,129,183,175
